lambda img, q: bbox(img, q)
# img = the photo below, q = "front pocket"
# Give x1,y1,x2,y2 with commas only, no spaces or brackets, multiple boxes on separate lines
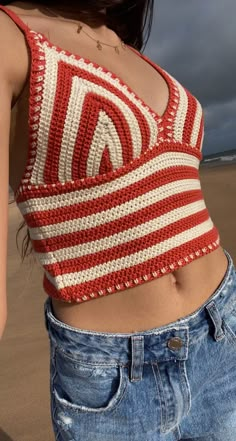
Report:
52,347,127,414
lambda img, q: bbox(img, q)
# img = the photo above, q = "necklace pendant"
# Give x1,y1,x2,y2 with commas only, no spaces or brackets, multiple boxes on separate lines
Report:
115,46,120,54
97,41,102,50
77,23,83,33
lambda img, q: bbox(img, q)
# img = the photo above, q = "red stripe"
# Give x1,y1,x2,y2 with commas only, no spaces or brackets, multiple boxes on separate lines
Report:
44,62,72,183
72,92,101,180
99,145,112,174
43,230,219,302
183,91,198,145
43,209,210,275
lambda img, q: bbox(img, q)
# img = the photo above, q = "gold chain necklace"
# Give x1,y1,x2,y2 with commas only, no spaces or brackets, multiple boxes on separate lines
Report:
44,7,126,54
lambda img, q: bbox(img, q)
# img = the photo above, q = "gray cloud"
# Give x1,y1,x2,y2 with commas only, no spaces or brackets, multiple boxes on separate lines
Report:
145,0,236,155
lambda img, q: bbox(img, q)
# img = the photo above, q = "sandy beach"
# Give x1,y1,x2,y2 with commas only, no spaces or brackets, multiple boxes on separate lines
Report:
0,163,236,441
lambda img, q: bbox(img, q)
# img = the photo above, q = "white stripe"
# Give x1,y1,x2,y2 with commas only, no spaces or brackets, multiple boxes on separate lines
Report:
31,50,58,183
37,199,207,265
18,151,200,215
173,79,189,142
45,218,215,287
29,179,201,239
190,99,202,147
87,111,124,176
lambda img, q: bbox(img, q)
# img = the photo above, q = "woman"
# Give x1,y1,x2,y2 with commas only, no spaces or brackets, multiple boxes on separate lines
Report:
0,1,236,439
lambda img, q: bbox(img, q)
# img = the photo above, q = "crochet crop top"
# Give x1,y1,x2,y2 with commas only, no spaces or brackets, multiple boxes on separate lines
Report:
1,5,220,303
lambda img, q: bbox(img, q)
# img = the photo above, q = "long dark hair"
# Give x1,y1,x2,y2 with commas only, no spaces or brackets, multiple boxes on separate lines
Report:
8,0,154,262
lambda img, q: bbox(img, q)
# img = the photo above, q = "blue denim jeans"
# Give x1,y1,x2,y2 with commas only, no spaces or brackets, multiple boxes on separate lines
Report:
44,249,236,441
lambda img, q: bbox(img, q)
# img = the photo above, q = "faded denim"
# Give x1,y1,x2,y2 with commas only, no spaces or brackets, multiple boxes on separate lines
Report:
44,249,236,441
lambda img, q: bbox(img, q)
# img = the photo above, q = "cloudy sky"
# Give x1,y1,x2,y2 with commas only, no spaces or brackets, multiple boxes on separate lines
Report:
144,0,236,157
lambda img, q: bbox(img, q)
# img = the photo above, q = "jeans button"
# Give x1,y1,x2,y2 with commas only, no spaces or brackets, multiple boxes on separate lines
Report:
167,337,183,350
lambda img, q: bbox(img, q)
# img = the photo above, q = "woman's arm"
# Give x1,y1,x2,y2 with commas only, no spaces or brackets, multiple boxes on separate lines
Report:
0,79,10,338
0,11,29,338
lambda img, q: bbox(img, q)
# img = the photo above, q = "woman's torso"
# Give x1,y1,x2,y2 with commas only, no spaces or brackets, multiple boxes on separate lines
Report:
7,2,228,333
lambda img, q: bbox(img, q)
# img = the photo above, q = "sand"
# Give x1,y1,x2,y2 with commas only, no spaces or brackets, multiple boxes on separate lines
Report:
1,204,53,440
0,163,236,441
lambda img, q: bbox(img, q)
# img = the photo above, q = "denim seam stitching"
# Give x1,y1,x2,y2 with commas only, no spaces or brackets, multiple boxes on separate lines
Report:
222,320,236,346
151,362,166,432
178,360,192,417
54,343,122,366
207,302,225,341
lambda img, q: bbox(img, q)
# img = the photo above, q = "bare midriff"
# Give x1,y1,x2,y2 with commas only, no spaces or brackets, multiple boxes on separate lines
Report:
50,247,228,332
7,3,229,333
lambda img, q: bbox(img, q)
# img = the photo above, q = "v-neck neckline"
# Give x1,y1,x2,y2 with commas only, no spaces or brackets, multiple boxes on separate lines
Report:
37,31,177,122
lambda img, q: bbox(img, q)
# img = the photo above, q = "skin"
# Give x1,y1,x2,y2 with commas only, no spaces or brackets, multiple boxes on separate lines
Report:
0,2,229,335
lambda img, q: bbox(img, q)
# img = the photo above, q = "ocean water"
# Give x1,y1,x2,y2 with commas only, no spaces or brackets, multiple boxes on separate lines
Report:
200,150,236,167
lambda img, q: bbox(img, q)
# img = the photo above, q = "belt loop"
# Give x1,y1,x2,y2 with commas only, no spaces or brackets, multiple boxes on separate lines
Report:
205,301,225,341
130,336,144,382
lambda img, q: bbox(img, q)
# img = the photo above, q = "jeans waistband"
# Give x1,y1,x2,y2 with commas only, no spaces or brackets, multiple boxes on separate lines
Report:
44,249,236,381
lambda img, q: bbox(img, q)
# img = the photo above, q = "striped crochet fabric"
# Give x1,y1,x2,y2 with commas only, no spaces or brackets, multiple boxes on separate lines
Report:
1,5,220,303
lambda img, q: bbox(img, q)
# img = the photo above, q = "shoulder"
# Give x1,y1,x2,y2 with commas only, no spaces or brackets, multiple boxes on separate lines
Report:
0,9,29,105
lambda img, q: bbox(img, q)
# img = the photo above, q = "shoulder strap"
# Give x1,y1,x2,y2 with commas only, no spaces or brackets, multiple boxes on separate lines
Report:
0,5,47,199
0,5,30,32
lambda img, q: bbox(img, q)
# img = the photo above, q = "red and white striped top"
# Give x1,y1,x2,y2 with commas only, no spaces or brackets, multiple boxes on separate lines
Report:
1,5,220,303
